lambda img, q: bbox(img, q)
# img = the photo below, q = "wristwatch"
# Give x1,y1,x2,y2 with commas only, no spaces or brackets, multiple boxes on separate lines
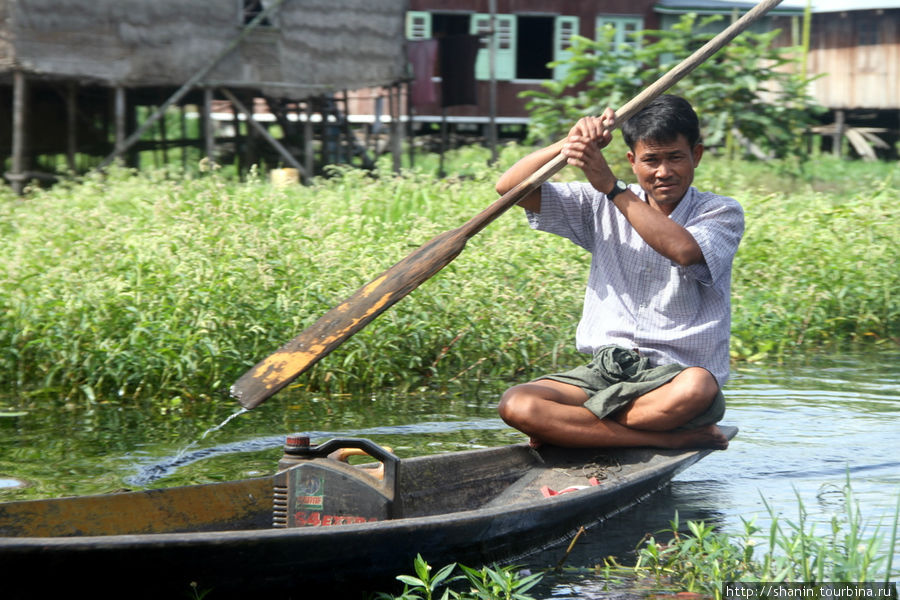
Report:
607,179,628,200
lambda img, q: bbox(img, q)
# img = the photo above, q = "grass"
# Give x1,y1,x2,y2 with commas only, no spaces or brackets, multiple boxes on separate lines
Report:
0,147,897,404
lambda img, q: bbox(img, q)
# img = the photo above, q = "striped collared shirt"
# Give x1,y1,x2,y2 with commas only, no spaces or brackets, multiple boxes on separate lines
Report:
528,182,744,386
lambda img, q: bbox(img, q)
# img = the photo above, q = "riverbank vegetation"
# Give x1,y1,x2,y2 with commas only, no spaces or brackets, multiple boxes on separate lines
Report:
0,148,897,405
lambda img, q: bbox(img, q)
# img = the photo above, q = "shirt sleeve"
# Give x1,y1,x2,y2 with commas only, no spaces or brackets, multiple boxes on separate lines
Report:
526,182,598,251
683,193,745,287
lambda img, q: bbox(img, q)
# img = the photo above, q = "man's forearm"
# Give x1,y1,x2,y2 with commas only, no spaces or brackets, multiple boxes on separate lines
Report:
495,139,566,213
611,191,704,266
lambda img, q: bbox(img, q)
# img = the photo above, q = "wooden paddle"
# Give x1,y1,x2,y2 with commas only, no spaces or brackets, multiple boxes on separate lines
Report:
231,0,785,409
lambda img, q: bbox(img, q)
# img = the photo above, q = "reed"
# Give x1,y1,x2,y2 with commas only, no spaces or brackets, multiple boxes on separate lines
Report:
0,149,896,403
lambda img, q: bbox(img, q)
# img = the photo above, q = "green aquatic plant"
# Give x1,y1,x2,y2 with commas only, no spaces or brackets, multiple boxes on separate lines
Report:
629,479,900,599
374,555,542,600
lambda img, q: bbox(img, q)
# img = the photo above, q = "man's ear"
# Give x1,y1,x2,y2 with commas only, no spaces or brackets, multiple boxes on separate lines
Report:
627,150,636,173
692,143,704,166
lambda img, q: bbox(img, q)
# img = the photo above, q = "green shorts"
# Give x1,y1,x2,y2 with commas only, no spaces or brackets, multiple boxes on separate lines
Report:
536,345,725,430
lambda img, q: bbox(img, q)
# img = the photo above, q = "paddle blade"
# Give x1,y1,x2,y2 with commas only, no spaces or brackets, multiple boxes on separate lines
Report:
231,227,468,409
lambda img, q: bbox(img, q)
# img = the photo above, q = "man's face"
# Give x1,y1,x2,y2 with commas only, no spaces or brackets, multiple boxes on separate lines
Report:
627,134,704,214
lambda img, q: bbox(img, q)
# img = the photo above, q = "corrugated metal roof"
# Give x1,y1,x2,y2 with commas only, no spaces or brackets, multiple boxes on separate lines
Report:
654,0,803,15
805,0,900,12
655,0,900,13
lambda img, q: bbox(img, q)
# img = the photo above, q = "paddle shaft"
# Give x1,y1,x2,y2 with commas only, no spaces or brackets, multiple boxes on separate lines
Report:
231,0,784,409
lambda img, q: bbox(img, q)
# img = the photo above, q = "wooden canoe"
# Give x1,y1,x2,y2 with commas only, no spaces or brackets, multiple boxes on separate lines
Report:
0,426,736,598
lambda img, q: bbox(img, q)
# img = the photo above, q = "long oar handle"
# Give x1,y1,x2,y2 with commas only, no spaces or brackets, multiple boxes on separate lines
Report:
231,0,784,410
461,0,784,239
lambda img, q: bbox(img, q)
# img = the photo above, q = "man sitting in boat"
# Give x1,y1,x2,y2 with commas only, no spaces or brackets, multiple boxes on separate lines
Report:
495,95,741,451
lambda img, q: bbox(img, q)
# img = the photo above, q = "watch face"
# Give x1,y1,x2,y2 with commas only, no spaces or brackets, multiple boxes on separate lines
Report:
616,180,627,191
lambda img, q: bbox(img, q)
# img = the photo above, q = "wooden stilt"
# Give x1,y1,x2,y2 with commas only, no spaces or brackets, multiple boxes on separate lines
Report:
388,85,398,173
439,107,447,178
232,98,242,174
9,70,28,194
180,104,188,170
114,86,126,165
159,102,169,167
203,87,215,165
66,82,77,173
407,81,415,169
833,109,845,158
392,84,403,173
488,0,498,165
303,102,314,177
341,90,353,165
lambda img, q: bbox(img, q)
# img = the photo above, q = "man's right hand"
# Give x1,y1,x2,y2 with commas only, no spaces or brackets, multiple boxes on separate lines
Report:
561,108,617,194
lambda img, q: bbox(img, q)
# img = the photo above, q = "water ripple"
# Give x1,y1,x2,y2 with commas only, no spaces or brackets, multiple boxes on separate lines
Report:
125,417,509,486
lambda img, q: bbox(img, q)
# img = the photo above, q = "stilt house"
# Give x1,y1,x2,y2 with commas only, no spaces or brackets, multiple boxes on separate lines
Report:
0,0,409,191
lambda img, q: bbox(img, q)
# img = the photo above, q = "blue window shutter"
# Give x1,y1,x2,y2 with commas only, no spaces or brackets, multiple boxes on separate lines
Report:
553,16,579,81
471,14,516,80
406,11,432,40
596,16,643,52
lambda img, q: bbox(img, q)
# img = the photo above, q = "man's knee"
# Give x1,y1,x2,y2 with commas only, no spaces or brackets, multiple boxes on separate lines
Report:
497,385,535,427
671,367,719,415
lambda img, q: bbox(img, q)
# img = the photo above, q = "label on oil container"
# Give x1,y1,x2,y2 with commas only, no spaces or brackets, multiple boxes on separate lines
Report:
293,473,324,510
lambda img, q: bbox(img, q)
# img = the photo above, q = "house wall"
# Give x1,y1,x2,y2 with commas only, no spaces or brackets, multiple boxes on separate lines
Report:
0,0,411,188
0,1,11,71
0,0,408,98
406,0,660,122
807,9,900,110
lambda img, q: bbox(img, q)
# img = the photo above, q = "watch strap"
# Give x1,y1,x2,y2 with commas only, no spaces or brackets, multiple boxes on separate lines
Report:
607,179,628,200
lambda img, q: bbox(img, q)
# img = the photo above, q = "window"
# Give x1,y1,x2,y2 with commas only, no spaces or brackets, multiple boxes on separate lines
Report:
596,16,643,52
407,11,473,40
242,0,274,26
857,19,879,46
554,16,579,80
406,11,431,40
471,14,517,80
516,16,554,80
432,13,471,37
406,11,579,82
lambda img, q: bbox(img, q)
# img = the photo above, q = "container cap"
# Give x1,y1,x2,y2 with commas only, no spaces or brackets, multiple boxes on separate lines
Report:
284,433,311,449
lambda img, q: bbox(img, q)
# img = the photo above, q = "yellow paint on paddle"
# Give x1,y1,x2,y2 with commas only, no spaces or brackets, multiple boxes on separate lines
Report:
252,275,393,389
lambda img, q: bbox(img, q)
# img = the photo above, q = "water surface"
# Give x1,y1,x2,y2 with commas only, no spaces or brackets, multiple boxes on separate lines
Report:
1,349,897,594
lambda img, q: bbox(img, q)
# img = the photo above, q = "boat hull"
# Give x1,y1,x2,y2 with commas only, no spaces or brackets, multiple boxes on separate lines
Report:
0,427,736,598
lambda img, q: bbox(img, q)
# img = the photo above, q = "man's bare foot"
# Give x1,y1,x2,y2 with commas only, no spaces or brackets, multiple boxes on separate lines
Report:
671,424,729,450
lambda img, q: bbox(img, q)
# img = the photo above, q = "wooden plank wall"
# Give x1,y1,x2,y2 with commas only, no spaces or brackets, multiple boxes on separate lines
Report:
808,9,899,110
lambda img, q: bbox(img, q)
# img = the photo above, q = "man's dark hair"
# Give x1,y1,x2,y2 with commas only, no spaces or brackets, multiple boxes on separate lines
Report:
621,95,701,150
